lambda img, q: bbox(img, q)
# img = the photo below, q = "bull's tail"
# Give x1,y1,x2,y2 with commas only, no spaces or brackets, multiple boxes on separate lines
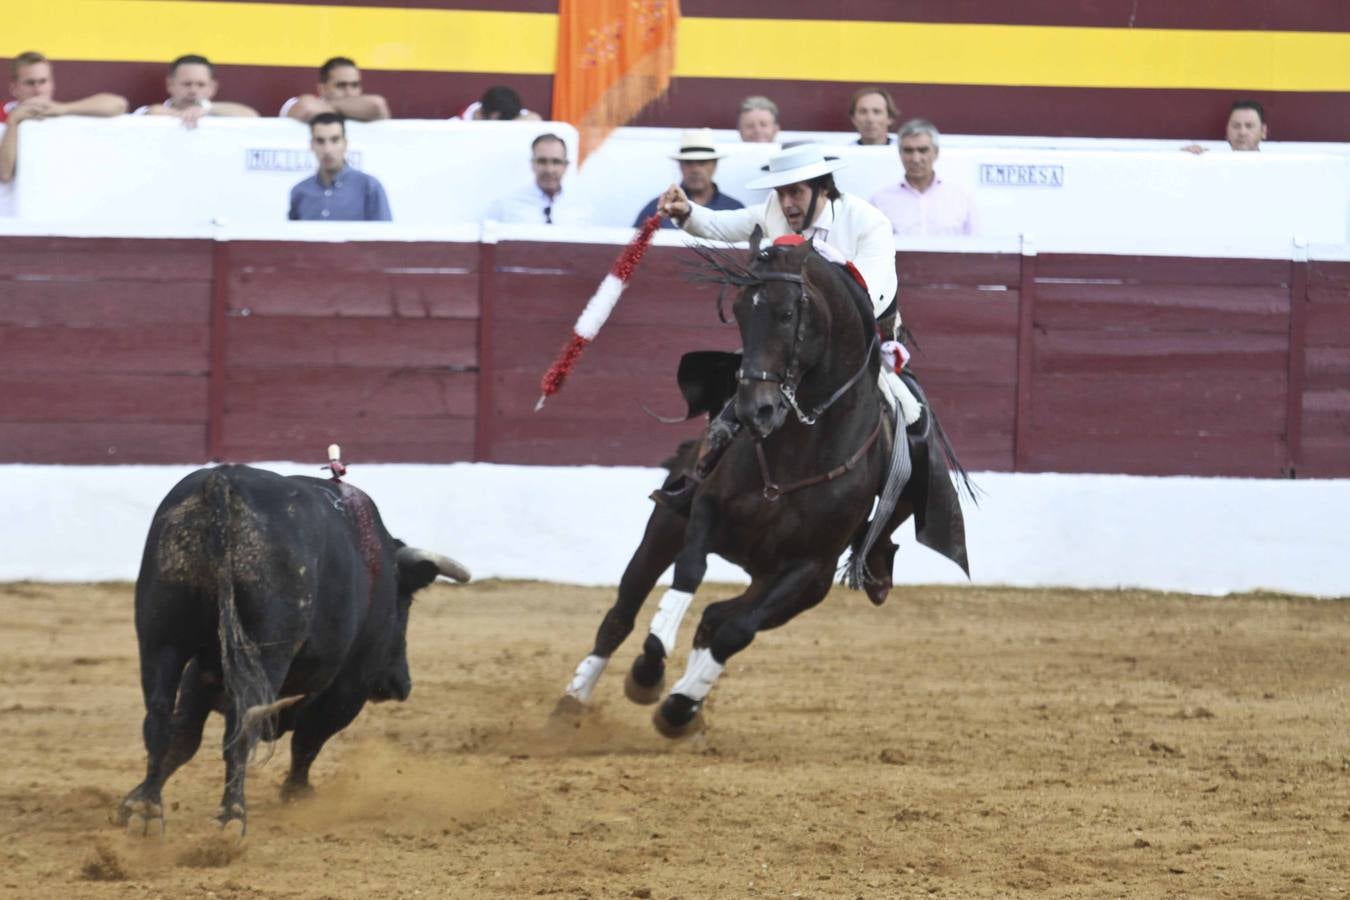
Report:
203,470,278,762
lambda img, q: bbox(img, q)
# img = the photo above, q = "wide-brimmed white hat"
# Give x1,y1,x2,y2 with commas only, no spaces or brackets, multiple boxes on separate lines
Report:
744,144,847,190
670,128,725,161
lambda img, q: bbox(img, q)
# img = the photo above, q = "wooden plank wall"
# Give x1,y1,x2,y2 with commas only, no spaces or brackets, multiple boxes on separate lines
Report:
1029,255,1293,476
0,235,1345,478
0,237,213,463
216,241,480,462
1302,261,1350,476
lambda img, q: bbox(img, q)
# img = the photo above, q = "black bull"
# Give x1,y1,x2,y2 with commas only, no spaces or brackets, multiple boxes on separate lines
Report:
117,464,468,837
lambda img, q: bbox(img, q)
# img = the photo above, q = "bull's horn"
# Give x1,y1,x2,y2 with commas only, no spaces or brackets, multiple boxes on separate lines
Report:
242,694,305,731
397,547,471,583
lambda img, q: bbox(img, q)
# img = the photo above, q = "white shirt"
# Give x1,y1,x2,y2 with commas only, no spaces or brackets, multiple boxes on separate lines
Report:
484,183,590,226
682,191,898,317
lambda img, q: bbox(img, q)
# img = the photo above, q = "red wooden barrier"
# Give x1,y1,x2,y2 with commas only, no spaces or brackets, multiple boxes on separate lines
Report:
1,235,1345,478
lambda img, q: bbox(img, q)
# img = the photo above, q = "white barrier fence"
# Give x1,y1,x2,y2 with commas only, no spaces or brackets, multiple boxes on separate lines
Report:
3,118,1347,244
2,464,1346,597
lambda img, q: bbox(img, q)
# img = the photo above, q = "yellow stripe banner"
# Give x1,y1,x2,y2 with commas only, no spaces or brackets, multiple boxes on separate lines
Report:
8,1,1350,91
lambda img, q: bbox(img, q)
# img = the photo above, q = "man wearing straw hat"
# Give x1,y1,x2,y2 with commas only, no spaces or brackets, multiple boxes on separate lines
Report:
653,143,902,512
634,128,743,228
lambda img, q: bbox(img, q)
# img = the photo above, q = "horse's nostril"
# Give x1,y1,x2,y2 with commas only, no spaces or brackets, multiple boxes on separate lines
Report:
756,403,775,423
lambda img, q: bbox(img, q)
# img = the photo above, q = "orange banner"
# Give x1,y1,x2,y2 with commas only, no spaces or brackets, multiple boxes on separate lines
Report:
551,0,679,163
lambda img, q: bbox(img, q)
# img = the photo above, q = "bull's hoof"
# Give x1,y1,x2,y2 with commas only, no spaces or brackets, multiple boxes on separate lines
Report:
214,804,247,840
625,651,665,705
652,694,705,739
119,798,165,837
550,694,587,719
279,780,314,804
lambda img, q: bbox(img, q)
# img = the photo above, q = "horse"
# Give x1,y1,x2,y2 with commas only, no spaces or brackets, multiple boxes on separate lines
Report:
558,229,970,737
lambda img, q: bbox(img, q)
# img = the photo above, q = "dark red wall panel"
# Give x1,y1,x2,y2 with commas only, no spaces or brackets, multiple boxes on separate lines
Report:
1,234,1345,477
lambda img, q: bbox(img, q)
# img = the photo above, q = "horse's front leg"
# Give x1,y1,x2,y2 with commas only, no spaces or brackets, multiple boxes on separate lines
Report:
653,559,833,738
623,494,718,705
557,503,686,711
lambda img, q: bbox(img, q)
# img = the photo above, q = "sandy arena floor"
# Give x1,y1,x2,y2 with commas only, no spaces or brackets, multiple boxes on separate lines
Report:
1,579,1347,898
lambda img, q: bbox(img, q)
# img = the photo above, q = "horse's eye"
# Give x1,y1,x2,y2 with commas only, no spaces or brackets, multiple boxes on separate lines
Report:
779,308,794,324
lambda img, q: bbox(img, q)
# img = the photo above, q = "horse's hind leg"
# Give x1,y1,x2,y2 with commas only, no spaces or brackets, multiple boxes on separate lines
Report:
625,494,717,705
558,505,686,710
654,560,832,738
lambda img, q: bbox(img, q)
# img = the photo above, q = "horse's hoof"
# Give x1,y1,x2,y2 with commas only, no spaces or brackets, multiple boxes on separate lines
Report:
624,669,664,705
865,577,891,606
652,694,705,739
551,694,587,719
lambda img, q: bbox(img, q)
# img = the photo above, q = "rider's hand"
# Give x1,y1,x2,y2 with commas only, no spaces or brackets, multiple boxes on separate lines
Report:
657,183,691,223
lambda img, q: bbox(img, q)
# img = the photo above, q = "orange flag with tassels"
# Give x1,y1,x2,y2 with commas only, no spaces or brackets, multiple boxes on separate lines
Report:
552,0,679,163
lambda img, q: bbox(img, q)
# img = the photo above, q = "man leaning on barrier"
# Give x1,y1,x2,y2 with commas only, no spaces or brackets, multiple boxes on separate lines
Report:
281,57,390,123
135,54,258,128
1,51,127,183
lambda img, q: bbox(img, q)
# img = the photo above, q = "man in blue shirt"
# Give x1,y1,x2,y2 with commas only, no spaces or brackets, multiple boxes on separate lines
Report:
288,112,392,221
633,128,743,228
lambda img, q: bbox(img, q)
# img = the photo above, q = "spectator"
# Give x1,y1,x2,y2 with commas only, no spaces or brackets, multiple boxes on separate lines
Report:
453,85,541,121
634,128,743,228
1,51,128,183
737,95,780,143
288,112,391,221
135,54,258,127
484,133,589,225
849,86,898,146
1182,99,1268,154
281,57,390,122
870,119,977,237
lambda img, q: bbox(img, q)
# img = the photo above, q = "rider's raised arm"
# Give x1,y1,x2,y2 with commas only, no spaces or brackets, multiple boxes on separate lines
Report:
682,201,761,243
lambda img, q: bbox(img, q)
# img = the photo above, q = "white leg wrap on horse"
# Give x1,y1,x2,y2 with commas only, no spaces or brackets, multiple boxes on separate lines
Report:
564,654,608,702
880,370,923,426
648,589,694,656
671,647,725,702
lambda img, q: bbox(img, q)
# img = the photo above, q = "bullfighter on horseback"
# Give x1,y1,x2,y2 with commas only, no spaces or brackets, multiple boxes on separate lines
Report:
652,143,906,512
557,142,970,734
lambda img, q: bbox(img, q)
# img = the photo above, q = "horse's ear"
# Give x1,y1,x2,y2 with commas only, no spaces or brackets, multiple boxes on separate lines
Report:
748,225,764,259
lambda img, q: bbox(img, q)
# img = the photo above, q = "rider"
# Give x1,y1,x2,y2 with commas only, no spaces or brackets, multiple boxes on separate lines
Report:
654,143,900,511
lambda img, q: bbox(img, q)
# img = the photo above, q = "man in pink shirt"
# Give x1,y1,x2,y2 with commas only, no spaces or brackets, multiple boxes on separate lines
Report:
870,118,978,237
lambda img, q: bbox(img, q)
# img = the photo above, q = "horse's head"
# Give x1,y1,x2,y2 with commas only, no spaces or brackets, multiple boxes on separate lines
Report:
729,230,838,438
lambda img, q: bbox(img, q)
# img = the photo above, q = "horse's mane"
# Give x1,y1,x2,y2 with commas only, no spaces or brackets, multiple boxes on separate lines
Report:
685,240,878,349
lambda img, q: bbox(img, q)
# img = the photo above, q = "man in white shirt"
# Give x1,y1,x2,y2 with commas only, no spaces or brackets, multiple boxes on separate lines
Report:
281,57,390,123
1181,99,1268,154
653,144,900,511
659,143,897,320
484,133,589,225
870,119,978,237
136,54,258,128
1,51,127,184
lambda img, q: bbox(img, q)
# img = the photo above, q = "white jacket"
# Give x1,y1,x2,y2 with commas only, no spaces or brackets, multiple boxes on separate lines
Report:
681,191,899,318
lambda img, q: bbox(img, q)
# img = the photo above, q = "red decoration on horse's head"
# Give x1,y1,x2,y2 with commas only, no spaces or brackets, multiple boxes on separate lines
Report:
772,234,807,247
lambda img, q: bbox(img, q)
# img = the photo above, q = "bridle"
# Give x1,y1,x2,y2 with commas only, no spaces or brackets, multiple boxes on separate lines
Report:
734,269,879,427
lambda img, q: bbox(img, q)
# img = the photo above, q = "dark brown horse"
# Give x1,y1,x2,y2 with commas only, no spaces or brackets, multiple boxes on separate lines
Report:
559,232,969,736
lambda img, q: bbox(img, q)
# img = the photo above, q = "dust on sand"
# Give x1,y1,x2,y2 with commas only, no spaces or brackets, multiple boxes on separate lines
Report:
1,579,1347,898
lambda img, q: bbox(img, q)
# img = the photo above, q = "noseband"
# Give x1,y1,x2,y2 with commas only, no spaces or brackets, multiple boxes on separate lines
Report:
735,270,879,426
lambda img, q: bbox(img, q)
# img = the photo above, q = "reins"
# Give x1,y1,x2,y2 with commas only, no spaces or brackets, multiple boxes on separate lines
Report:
734,270,879,426
733,263,882,501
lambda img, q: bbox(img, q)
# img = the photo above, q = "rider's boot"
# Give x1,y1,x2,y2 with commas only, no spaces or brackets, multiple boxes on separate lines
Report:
651,404,740,516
